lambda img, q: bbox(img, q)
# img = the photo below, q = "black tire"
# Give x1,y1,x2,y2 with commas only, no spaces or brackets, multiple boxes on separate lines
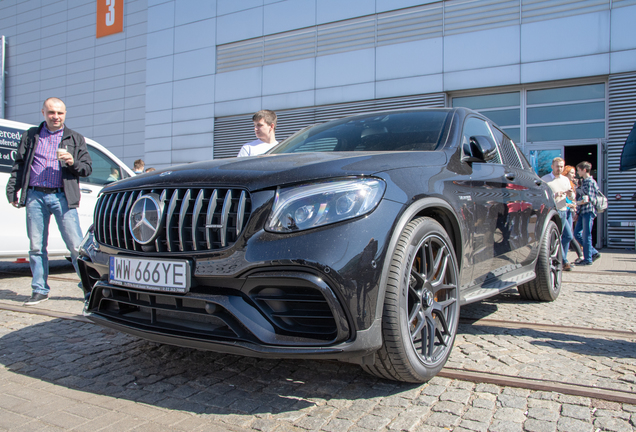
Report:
363,217,460,383
518,220,562,302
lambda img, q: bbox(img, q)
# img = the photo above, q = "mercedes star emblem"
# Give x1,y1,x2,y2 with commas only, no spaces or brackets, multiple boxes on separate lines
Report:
129,194,164,244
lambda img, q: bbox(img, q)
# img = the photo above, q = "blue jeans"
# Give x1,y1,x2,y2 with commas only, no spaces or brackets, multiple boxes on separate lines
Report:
574,212,598,264
26,189,83,296
558,209,573,263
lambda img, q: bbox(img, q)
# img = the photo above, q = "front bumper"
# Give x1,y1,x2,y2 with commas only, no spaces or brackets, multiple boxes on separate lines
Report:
77,196,404,361
84,282,382,360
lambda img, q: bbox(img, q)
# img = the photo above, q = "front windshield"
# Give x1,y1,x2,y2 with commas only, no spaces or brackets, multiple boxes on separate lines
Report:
271,110,452,154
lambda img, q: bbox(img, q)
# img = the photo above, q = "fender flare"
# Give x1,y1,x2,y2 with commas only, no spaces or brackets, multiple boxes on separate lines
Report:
372,197,464,324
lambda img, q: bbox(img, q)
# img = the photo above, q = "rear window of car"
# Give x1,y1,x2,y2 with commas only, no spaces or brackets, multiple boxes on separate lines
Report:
272,111,452,154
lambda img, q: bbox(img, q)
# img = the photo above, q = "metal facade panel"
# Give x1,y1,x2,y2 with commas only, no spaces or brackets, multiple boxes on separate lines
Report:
215,1,625,74
607,72,636,248
317,16,376,56
612,0,636,6
264,29,316,65
521,0,609,23
377,3,443,46
444,0,520,35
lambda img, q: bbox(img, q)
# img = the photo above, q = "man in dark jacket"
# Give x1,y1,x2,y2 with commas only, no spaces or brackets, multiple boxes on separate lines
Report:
6,97,92,305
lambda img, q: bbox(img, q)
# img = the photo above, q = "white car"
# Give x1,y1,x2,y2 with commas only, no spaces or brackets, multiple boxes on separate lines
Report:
0,118,134,259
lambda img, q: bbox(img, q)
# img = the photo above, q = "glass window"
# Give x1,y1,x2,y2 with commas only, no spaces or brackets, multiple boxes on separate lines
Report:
527,83,604,104
529,149,561,178
273,111,452,153
84,146,125,185
527,101,604,124
526,83,605,142
452,93,521,145
453,92,520,110
503,127,520,144
501,137,522,169
452,82,606,145
527,122,605,142
517,147,532,170
290,137,339,152
491,126,522,169
480,108,520,127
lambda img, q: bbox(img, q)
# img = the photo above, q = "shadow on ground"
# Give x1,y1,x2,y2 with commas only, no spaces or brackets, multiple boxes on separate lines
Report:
0,317,422,416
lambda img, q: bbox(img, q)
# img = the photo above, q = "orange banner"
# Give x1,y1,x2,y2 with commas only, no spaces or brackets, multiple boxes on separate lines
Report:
96,0,123,38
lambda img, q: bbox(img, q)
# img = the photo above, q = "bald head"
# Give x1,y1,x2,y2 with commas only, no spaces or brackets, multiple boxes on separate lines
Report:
42,98,67,131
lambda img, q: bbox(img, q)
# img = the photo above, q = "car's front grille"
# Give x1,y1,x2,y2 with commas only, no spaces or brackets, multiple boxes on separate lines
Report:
94,187,251,252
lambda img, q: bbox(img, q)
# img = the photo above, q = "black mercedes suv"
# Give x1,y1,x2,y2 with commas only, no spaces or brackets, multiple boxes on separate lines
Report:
78,108,562,383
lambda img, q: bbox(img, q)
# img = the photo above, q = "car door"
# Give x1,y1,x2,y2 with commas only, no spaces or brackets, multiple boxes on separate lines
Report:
490,126,541,264
462,116,518,284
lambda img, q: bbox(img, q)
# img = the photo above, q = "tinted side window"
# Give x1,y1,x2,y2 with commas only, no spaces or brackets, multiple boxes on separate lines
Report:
516,145,533,170
462,117,502,164
491,127,523,169
84,145,125,185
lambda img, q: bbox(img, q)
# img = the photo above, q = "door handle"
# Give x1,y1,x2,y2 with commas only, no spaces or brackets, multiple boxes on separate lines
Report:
504,173,516,181
80,188,93,194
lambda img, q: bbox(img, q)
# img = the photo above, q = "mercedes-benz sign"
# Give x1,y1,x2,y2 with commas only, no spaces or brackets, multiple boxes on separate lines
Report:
129,194,164,244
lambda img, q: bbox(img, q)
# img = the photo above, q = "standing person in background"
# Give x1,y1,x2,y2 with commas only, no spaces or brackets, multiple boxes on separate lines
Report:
133,159,144,174
562,165,583,262
573,161,601,266
6,97,92,305
541,157,575,271
145,167,155,173
237,110,278,157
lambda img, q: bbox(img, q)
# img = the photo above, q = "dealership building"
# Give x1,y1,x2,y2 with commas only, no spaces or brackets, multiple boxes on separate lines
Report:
1,0,635,249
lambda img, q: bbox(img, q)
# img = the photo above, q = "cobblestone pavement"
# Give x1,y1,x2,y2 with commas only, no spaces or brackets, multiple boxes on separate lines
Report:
0,250,635,431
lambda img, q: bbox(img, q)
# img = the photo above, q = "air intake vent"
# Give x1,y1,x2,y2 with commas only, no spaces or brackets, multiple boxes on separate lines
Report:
94,187,251,253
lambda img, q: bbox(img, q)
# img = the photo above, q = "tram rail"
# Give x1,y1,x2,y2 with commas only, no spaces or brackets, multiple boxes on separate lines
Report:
1,301,635,405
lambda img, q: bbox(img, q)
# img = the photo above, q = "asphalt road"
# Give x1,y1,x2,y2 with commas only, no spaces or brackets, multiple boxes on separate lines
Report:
0,251,635,432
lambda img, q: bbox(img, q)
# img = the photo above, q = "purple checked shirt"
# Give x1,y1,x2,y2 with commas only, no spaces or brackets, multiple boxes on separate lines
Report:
29,126,64,188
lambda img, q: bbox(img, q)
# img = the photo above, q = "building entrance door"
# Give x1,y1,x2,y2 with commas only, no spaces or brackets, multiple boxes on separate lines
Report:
523,140,604,249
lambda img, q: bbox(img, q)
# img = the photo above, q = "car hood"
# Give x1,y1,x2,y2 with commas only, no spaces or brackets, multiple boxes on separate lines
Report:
104,151,448,192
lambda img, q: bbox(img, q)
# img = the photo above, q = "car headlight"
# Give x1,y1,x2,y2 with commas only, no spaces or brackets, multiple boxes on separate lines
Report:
266,178,385,232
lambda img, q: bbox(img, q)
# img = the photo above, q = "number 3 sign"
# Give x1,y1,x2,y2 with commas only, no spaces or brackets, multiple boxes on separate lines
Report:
96,0,123,38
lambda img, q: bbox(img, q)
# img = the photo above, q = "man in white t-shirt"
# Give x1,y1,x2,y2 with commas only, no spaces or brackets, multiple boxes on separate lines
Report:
237,110,279,157
541,157,575,270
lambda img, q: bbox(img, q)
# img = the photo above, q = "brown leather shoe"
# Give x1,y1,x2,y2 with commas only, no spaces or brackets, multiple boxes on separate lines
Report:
563,263,572,271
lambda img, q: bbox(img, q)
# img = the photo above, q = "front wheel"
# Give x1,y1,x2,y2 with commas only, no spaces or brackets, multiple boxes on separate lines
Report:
363,217,460,383
518,219,561,301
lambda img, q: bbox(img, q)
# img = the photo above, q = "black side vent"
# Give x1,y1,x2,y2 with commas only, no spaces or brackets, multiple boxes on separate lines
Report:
251,287,339,341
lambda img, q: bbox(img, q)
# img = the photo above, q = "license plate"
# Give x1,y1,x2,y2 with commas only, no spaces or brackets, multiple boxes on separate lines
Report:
109,256,190,293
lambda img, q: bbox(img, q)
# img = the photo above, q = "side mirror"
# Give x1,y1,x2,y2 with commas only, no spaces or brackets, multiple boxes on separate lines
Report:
462,135,497,163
